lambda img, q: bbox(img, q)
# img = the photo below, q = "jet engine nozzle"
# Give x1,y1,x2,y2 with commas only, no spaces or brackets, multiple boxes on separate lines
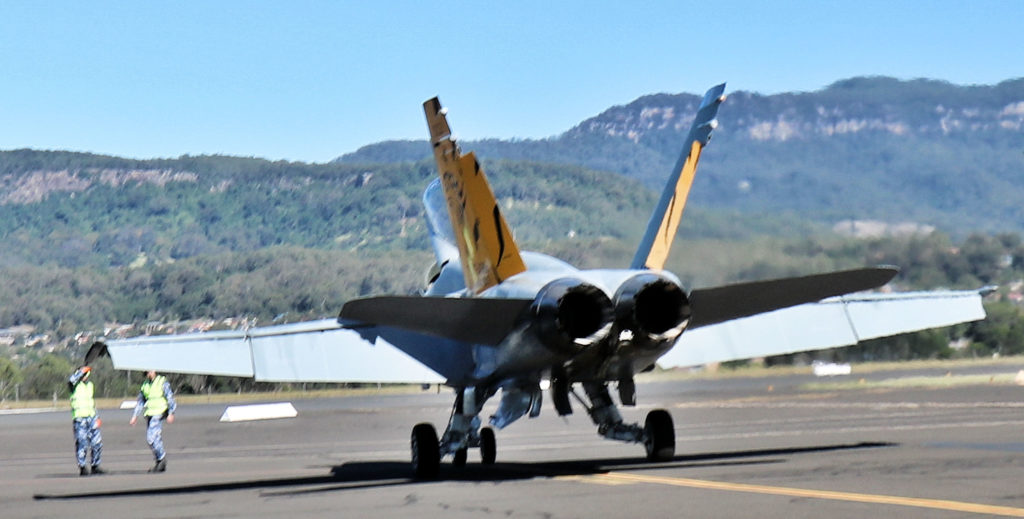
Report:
614,274,691,343
532,279,614,354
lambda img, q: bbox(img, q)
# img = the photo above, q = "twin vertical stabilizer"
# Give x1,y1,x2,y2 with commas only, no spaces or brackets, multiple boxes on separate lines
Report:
631,83,726,270
424,98,527,294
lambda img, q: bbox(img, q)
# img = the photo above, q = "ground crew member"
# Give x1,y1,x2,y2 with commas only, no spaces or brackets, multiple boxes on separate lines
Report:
129,370,176,473
69,366,104,476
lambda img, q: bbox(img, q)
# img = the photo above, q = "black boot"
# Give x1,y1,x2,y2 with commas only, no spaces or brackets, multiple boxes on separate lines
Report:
149,457,167,473
79,466,89,476
90,465,105,475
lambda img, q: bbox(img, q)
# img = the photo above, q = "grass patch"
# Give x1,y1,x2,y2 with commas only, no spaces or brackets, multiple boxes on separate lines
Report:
0,384,436,412
638,355,1024,382
801,373,1019,391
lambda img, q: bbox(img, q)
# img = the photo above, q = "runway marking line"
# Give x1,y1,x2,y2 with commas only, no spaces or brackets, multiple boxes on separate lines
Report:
554,475,633,486
566,472,1024,517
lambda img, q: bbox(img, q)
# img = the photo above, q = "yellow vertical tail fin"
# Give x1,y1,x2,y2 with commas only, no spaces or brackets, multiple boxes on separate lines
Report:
424,97,527,294
631,84,726,270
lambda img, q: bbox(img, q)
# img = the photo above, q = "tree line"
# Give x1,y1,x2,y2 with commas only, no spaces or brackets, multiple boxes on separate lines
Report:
3,228,1024,401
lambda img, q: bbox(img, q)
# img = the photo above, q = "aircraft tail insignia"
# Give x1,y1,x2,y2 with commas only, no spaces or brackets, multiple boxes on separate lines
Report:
424,97,527,294
631,83,727,270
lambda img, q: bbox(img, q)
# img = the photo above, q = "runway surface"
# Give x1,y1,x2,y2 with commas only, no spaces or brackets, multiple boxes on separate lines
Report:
7,365,1024,518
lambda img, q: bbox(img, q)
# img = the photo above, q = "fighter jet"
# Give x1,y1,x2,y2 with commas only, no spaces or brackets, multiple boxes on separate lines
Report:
102,84,987,478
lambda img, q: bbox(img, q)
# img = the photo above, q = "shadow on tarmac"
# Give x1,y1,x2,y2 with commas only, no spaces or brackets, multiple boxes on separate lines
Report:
35,469,161,479
33,441,895,500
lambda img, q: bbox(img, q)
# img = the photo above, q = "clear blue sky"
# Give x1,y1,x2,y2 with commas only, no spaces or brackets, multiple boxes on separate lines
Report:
1,1,1020,163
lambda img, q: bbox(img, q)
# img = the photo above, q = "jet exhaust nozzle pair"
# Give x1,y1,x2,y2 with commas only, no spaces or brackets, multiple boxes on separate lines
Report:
531,275,691,355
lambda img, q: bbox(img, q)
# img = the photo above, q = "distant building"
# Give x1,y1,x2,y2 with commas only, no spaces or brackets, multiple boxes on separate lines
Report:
0,325,37,346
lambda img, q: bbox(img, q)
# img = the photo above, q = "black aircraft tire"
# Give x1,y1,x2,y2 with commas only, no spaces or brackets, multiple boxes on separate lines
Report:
411,423,440,479
480,427,497,465
453,448,468,467
644,409,675,462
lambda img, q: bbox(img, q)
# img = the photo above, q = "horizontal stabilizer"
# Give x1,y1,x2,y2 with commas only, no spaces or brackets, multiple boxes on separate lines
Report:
660,288,988,368
340,296,533,345
688,266,898,329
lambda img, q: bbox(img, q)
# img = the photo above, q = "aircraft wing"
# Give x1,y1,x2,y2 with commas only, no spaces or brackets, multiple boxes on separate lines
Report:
104,318,447,384
658,288,988,368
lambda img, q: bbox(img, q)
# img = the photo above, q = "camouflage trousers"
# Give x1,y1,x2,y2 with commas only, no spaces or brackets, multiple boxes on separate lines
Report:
72,417,102,468
145,415,167,461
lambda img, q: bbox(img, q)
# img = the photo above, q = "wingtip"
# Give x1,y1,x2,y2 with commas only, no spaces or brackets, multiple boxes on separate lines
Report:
875,265,900,284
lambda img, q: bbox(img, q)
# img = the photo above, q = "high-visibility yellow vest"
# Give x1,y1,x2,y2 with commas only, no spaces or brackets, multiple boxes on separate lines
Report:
142,375,168,416
70,380,96,419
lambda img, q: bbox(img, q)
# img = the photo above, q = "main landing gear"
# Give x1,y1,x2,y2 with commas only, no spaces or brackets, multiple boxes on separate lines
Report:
410,387,498,479
575,382,676,462
410,407,674,479
410,422,496,479
409,382,676,479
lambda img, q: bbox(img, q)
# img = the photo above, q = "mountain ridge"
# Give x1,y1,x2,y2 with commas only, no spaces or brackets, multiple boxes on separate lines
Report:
338,76,1024,233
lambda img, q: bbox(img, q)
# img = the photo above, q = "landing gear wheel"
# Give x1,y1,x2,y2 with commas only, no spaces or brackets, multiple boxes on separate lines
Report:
480,427,496,465
453,448,468,467
644,409,675,462
411,423,440,479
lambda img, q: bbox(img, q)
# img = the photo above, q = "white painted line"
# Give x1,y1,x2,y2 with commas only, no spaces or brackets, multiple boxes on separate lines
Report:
812,361,852,376
219,402,298,422
120,400,137,410
0,407,60,415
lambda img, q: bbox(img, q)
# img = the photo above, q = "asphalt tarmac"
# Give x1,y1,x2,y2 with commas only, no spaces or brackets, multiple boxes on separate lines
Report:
7,365,1024,518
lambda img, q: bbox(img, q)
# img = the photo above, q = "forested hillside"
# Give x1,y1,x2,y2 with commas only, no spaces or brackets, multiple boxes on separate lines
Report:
0,151,657,268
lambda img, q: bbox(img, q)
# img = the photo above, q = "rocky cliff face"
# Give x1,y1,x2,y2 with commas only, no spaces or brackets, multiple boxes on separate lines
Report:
0,168,197,204
570,77,1024,144
552,77,1024,231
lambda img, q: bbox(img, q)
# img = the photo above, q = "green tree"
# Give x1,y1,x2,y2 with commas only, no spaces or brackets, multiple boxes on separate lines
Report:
0,357,24,401
21,354,74,401
968,302,1024,356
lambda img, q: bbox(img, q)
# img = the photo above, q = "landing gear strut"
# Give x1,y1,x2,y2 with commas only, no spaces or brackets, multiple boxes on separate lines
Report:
575,382,676,461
